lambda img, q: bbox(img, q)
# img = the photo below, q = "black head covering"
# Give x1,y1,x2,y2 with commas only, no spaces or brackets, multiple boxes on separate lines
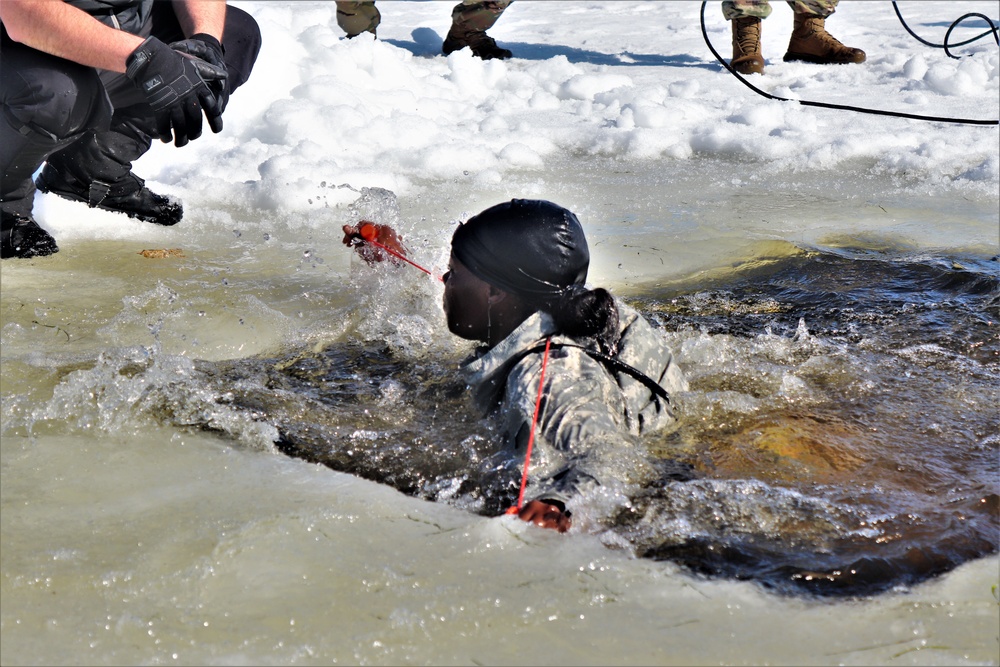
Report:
451,199,589,299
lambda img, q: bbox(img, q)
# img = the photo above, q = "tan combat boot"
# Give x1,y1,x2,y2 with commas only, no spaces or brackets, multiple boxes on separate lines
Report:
783,14,866,64
731,17,765,75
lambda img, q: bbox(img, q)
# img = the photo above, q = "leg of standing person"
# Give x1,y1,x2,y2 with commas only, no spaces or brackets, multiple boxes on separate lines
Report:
783,0,865,65
722,0,770,75
34,4,262,227
442,0,513,60
0,28,112,259
335,1,381,38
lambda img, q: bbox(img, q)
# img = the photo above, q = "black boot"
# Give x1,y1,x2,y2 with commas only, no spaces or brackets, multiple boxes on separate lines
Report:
441,32,514,60
1,210,59,259
35,163,183,226
35,110,183,226
442,0,512,60
443,31,512,60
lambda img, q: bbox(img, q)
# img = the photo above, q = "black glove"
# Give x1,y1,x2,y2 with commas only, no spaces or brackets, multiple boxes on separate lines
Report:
125,36,226,147
169,33,230,114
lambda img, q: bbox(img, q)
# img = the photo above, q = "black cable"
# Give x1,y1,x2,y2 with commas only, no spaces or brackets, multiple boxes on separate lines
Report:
699,1,999,126
892,1,998,58
943,12,999,58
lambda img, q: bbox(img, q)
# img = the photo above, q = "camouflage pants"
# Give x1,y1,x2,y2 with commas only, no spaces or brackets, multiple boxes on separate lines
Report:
335,1,512,38
336,1,381,37
722,0,840,21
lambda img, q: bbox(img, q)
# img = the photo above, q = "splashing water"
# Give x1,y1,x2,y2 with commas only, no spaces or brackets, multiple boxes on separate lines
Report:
16,244,992,596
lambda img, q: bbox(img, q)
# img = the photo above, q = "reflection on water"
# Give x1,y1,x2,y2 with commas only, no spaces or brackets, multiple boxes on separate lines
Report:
14,246,1000,597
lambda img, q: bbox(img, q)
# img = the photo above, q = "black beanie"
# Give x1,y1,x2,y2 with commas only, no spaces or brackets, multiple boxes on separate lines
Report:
451,199,589,299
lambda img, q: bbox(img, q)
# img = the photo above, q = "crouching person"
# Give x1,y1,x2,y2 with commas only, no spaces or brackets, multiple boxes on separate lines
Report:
1,0,262,259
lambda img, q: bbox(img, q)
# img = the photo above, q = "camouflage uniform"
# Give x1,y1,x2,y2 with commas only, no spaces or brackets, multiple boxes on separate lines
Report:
335,0,511,39
460,302,687,508
448,0,512,40
335,0,382,37
722,0,840,20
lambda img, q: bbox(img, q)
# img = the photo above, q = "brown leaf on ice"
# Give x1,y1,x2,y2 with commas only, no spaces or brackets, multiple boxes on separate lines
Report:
138,248,185,259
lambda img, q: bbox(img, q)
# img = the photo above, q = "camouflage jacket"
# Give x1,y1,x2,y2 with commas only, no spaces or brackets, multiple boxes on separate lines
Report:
459,302,687,508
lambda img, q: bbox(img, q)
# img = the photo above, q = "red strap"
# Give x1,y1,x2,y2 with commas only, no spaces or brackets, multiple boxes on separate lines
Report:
506,336,552,515
366,238,443,282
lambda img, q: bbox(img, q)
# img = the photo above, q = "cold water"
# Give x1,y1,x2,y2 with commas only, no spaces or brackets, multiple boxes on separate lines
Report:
2,153,998,665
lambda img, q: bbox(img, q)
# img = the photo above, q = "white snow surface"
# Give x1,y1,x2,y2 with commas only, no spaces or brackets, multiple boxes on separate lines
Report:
33,1,998,275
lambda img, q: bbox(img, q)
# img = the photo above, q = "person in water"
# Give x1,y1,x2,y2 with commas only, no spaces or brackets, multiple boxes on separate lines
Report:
344,199,687,532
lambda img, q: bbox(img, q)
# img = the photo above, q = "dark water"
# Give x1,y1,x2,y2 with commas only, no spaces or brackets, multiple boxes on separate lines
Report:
624,248,999,595
192,246,999,597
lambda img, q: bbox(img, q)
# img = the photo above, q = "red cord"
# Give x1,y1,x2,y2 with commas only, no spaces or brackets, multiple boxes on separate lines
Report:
506,336,552,515
366,238,443,282
356,230,548,516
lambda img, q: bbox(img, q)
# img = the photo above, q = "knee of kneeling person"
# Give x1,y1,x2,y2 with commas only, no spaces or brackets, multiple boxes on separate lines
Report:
6,65,111,141
222,6,264,90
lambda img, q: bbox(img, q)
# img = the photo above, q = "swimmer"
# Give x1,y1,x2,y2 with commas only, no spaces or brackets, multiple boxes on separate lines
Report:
344,199,687,532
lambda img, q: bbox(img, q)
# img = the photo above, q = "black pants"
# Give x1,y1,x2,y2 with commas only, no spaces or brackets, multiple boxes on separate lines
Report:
0,5,261,216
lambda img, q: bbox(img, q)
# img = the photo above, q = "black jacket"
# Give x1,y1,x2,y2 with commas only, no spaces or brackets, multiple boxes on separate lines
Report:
65,0,153,34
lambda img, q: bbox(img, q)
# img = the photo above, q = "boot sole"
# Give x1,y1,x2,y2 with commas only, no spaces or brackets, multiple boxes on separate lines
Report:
783,51,866,65
1,225,59,259
731,56,765,75
36,176,182,227
1,243,59,260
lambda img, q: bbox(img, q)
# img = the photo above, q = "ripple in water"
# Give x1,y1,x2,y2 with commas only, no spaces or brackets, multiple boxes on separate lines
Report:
21,247,998,597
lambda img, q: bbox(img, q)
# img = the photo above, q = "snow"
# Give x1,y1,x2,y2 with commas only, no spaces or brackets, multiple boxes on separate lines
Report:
33,1,998,257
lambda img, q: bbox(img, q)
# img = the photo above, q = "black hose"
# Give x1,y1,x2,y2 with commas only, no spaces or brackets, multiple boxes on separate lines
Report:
699,1,999,126
892,1,998,58
943,12,999,58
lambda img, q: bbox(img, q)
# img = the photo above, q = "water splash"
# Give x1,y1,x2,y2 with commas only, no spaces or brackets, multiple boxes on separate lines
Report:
8,247,996,596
